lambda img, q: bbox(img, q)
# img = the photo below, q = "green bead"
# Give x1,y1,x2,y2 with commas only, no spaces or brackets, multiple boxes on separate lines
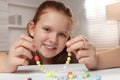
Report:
46,71,53,78
83,71,90,79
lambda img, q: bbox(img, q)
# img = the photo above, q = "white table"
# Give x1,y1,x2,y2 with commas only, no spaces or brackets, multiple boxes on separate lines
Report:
0,64,120,80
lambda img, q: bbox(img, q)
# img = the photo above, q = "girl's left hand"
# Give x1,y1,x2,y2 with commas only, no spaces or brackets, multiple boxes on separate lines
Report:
66,35,98,70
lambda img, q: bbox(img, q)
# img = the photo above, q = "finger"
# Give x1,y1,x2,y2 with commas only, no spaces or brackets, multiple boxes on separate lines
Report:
67,41,89,52
66,35,88,47
87,42,96,50
17,34,33,43
76,50,90,60
13,37,36,52
78,57,90,64
15,47,33,59
15,58,29,66
10,57,29,66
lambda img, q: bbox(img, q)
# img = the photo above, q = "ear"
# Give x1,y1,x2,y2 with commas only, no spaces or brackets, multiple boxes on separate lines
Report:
27,21,35,37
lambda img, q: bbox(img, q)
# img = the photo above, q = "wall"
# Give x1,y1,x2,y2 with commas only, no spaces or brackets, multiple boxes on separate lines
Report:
0,0,8,51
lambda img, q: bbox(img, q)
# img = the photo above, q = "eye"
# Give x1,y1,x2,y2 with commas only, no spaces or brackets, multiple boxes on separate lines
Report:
43,27,51,32
59,33,67,37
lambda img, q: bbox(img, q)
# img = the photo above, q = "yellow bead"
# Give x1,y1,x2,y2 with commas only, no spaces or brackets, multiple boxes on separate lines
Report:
38,64,42,68
68,52,72,56
66,60,70,64
67,57,71,61
40,66,44,71
46,71,53,78
68,74,74,79
36,61,40,65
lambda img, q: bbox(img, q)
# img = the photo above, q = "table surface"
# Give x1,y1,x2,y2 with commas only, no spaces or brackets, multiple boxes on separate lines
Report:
0,64,120,80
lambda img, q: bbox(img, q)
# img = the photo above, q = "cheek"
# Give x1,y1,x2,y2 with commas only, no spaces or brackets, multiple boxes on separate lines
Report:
34,32,48,47
59,39,67,49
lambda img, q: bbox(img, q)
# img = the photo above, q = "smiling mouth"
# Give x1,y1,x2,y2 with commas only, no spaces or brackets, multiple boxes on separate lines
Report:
43,43,56,50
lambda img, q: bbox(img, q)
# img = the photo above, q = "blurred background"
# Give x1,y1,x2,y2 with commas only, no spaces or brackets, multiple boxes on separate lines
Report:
0,0,120,52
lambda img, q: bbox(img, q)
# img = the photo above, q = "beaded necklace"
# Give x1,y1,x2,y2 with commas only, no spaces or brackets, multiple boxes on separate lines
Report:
34,52,72,77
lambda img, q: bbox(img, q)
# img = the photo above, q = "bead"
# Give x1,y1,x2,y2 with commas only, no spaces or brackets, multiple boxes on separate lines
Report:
46,71,53,78
34,55,39,61
26,78,32,80
67,57,71,61
36,61,40,65
83,71,90,79
65,60,70,64
59,75,68,80
96,75,101,80
34,51,72,78
40,66,44,71
67,72,74,79
68,72,73,75
68,52,72,56
68,74,74,79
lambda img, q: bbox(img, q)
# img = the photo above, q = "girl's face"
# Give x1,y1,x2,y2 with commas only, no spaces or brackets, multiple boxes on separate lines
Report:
29,9,72,58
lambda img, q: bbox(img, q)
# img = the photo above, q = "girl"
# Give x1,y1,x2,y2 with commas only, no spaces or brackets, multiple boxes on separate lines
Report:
0,0,96,72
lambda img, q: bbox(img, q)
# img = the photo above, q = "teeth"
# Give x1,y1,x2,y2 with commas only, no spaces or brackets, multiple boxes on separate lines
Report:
45,44,54,49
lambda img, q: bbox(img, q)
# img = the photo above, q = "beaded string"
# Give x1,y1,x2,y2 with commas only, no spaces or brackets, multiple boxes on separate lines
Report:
33,52,96,80
34,51,72,73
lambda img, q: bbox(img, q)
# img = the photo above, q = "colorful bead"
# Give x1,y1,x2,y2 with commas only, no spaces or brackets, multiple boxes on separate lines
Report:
46,71,53,78
36,61,40,65
59,75,68,80
34,55,39,61
26,78,32,80
96,75,101,80
67,72,74,79
65,60,70,64
67,57,71,61
68,52,72,56
34,51,72,79
83,71,90,79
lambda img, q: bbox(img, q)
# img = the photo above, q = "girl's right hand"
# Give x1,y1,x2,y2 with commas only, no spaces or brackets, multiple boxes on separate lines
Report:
6,34,36,72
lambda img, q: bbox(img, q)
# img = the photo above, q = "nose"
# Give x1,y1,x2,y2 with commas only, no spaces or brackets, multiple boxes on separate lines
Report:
49,33,58,45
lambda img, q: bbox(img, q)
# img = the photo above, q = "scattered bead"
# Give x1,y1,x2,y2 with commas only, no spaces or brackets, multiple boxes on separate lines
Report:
96,75,101,80
26,78,32,80
67,72,75,80
59,75,68,80
83,71,90,79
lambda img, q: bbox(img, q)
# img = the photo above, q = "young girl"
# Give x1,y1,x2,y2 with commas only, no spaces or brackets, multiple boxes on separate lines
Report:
0,0,97,72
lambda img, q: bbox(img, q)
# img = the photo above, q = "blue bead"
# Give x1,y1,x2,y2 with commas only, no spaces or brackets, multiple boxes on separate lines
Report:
96,75,101,80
